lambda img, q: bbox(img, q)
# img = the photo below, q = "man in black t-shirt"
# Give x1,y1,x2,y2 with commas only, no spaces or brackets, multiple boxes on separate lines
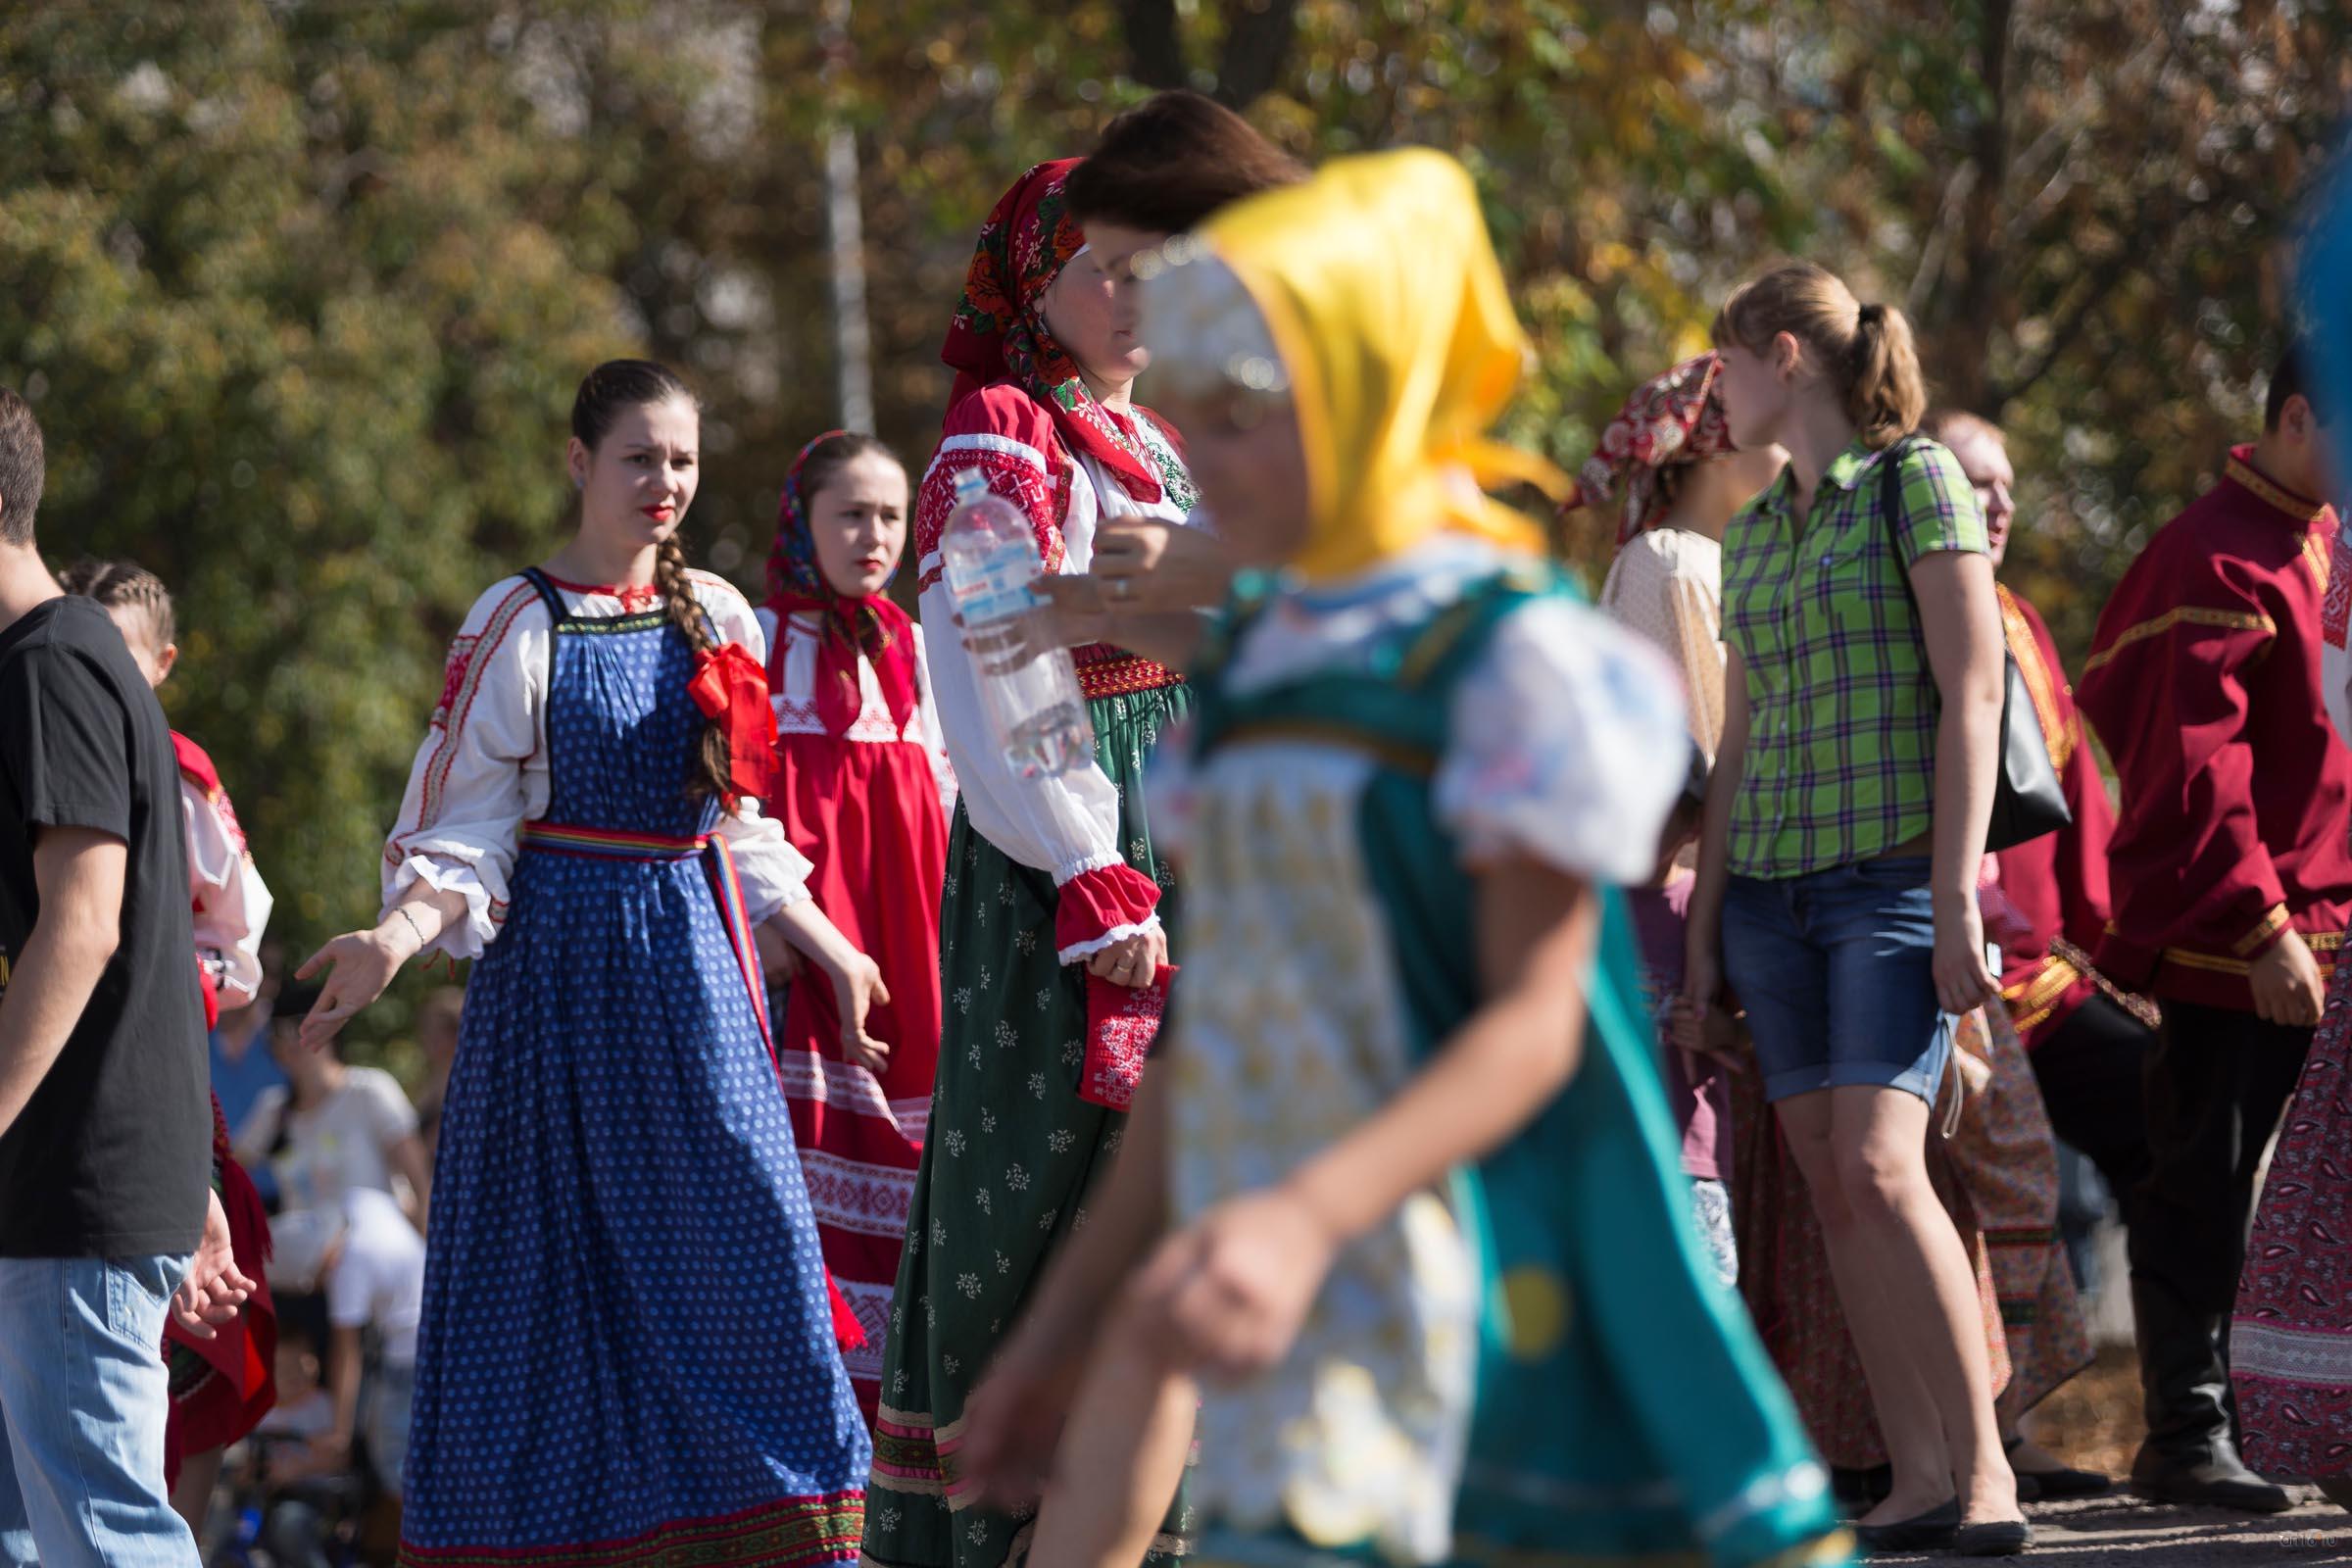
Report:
0,387,254,1566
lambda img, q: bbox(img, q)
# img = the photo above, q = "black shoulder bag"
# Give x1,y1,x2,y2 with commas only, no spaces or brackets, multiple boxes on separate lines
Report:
1879,435,2070,853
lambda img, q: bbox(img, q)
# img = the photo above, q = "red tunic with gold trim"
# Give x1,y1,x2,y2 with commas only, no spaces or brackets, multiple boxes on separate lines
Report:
2076,447,2352,1011
1991,587,2139,1047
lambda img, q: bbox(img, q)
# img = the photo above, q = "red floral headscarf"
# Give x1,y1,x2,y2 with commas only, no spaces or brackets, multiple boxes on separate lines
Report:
1567,352,1738,543
762,431,918,739
941,159,1165,504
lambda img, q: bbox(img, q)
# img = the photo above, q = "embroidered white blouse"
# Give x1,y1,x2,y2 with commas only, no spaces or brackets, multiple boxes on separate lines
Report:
380,571,813,962
915,415,1194,956
753,608,957,818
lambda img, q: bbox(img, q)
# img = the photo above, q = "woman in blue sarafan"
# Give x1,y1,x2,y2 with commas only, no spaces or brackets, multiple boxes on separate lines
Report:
954,153,1854,1568
298,361,881,1568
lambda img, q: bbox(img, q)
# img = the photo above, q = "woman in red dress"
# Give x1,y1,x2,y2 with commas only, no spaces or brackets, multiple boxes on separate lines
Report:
756,432,953,1422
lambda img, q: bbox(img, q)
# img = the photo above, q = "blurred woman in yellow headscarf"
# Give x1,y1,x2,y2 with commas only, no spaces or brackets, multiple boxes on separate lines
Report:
955,149,1853,1568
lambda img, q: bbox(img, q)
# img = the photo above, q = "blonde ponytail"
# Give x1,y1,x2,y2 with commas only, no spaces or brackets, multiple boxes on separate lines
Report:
1713,264,1926,450
1845,302,1927,448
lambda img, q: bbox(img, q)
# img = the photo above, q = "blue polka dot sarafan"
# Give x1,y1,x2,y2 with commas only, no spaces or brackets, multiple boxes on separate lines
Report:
398,570,867,1568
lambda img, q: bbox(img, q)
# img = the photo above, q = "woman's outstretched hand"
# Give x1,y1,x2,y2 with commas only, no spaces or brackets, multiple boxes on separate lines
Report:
296,921,418,1050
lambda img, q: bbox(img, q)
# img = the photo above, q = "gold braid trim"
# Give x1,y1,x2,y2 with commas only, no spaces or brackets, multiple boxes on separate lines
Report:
2082,606,2275,675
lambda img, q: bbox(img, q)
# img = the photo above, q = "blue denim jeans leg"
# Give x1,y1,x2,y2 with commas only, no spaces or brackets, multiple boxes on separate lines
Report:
1721,855,1955,1104
0,1252,200,1568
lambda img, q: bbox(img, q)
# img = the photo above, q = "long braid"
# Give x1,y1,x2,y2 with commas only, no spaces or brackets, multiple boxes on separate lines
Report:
57,558,175,650
654,531,734,802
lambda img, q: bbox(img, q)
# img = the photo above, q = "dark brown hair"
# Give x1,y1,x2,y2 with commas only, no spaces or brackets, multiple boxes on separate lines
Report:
568,359,729,802
1713,263,1927,450
2267,338,2326,431
794,431,900,518
0,387,44,547
1064,90,1307,233
57,558,175,652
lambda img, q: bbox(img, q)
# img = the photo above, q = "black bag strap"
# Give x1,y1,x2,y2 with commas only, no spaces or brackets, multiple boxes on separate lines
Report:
1874,433,1932,626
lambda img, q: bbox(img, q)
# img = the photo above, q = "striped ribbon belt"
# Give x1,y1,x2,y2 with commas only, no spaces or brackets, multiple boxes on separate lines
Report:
517,819,773,1048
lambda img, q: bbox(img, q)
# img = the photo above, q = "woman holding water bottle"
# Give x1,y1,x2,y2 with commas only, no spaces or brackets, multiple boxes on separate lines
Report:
862,157,1204,1568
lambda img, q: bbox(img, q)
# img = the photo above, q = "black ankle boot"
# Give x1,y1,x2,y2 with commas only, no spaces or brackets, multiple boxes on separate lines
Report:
2129,1277,2294,1513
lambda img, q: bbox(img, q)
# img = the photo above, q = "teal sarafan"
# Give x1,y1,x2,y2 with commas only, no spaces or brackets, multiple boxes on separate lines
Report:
1166,558,1853,1568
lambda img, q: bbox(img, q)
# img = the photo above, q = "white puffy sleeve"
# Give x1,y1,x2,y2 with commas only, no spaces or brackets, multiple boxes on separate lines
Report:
701,575,813,924
381,578,554,961
182,778,273,1009
919,577,1161,961
1436,597,1690,884
911,621,959,818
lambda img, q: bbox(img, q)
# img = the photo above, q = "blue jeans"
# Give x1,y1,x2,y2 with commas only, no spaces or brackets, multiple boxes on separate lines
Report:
0,1253,199,1568
1722,856,1954,1104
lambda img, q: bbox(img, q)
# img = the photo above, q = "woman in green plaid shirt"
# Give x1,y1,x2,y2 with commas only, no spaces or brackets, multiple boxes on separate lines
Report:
1680,264,2031,1556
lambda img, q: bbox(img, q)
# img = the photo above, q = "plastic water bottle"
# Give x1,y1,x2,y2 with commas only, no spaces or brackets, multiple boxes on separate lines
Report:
939,467,1097,777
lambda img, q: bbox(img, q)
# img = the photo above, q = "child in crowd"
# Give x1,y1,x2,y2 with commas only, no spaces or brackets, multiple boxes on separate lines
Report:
326,1186,424,1501
58,557,281,1531
57,560,273,1018
249,1322,357,1568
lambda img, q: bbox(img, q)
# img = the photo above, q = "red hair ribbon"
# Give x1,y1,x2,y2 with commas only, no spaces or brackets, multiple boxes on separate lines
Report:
689,643,780,806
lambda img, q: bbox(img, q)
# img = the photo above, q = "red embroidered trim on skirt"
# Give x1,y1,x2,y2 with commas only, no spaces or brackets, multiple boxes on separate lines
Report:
1072,642,1181,700
396,1493,864,1568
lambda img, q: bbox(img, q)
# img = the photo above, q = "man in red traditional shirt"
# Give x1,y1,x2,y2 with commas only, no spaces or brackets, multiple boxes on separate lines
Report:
2077,341,2346,1511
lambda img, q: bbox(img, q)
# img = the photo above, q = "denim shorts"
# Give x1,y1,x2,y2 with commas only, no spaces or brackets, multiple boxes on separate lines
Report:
1721,856,1954,1104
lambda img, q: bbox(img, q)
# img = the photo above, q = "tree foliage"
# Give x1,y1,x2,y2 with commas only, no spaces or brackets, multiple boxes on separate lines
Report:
2,0,2345,1059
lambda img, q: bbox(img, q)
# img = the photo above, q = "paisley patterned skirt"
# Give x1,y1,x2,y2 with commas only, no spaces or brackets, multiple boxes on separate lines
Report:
2233,952,2352,1482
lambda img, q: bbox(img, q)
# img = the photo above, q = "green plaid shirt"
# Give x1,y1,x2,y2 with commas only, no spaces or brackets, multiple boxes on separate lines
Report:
1720,438,1986,878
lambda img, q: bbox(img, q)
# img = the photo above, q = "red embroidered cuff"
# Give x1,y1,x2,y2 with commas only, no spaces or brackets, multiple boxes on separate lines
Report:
1055,861,1162,964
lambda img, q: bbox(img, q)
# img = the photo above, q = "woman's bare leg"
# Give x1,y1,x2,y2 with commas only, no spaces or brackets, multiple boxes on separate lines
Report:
1777,1089,1953,1522
1826,1084,2017,1525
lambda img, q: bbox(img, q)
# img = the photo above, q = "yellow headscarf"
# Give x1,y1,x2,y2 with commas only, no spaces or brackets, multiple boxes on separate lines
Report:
1197,147,1564,582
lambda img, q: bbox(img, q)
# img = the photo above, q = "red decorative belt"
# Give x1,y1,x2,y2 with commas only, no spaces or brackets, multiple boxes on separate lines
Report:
1071,642,1182,701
